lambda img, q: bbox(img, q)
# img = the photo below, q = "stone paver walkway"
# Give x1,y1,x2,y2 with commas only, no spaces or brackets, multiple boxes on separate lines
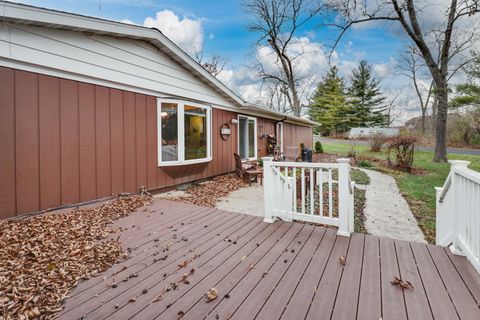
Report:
357,168,427,243
216,184,264,217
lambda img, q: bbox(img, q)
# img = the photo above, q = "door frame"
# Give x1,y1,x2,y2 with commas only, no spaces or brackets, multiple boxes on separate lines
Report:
237,115,257,160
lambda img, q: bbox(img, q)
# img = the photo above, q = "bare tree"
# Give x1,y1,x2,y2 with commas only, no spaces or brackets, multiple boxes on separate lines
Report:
194,51,228,77
326,0,480,162
396,46,434,134
385,90,402,126
243,0,323,117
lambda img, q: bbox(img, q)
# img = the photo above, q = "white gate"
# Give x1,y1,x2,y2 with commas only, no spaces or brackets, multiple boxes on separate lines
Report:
262,157,355,237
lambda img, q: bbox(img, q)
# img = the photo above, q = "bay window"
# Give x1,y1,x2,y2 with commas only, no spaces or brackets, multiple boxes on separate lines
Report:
158,99,211,166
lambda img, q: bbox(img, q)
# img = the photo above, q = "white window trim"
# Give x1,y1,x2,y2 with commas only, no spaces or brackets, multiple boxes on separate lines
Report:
157,99,212,166
237,115,258,161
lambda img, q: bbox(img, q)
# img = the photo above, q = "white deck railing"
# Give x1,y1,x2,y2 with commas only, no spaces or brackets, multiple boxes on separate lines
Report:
262,157,355,236
436,160,480,273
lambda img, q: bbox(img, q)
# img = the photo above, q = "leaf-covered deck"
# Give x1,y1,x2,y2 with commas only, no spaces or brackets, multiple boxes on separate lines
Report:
59,199,480,320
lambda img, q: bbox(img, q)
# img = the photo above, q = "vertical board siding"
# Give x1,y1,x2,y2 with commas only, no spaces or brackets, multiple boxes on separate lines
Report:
146,97,157,189
60,79,80,205
110,89,125,194
0,67,313,218
95,86,111,197
78,83,97,202
0,67,16,218
39,75,61,210
135,94,148,189
123,91,137,193
15,71,40,214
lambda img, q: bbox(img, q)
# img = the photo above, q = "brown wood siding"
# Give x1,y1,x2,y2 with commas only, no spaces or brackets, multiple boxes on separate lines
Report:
283,122,313,149
0,67,313,218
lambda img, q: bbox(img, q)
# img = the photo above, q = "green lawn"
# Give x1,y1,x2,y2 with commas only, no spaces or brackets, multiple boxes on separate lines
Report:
322,142,480,243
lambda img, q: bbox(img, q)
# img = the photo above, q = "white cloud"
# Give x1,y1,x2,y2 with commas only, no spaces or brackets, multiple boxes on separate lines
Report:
217,37,332,111
144,10,204,55
120,19,135,25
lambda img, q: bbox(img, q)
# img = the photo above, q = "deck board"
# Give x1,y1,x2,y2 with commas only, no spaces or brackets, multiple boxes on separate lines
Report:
58,199,480,320
411,242,460,320
395,240,433,320
356,234,382,320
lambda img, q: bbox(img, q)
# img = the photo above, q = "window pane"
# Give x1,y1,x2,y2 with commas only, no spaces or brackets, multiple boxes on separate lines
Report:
248,119,255,158
161,103,178,161
184,105,207,160
239,117,248,159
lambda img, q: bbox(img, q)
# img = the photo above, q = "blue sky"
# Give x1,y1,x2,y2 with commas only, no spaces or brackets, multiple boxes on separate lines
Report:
15,0,420,123
18,0,404,68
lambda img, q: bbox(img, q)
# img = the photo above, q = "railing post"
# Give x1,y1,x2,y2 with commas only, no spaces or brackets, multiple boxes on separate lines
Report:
435,186,445,245
337,158,351,237
262,157,275,223
448,160,471,255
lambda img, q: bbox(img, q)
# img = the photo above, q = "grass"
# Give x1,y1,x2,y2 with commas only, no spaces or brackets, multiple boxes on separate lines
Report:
351,169,371,185
322,142,480,243
331,168,370,185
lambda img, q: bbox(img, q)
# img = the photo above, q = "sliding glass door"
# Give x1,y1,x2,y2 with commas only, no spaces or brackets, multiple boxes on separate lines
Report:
238,115,257,160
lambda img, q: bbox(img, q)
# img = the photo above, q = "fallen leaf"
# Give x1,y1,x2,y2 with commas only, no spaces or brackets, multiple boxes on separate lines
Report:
391,276,414,290
339,256,346,266
206,288,218,302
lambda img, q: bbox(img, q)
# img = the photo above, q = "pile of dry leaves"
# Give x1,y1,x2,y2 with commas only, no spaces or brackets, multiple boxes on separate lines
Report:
171,174,249,207
0,195,152,319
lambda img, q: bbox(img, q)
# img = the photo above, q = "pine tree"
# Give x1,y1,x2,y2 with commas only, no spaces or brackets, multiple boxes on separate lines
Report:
348,60,387,127
308,66,352,135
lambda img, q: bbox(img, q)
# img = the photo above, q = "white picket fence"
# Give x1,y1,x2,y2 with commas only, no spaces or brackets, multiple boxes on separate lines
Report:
436,160,480,273
262,157,355,236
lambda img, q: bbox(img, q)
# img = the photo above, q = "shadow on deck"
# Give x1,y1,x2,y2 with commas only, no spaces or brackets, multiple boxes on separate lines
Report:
59,199,480,320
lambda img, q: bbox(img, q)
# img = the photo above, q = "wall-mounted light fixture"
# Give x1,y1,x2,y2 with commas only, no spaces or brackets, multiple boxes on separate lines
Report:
230,118,238,124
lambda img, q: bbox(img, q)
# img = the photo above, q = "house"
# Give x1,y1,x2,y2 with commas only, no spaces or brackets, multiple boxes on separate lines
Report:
0,1,315,219
348,127,399,139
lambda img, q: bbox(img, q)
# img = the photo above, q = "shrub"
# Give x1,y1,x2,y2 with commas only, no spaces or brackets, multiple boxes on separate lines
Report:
357,160,374,169
314,141,324,153
369,133,387,152
386,136,418,168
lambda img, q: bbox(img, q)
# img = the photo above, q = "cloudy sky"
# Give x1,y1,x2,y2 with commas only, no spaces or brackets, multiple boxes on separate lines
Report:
13,0,477,124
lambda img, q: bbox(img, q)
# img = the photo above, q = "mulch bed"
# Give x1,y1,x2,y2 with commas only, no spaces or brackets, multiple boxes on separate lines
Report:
0,195,152,320
169,174,249,207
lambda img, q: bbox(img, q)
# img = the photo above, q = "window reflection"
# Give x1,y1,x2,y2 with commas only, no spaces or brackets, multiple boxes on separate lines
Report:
161,103,178,161
184,105,207,160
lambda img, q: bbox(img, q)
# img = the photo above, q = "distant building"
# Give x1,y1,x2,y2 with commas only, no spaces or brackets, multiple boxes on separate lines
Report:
348,127,400,139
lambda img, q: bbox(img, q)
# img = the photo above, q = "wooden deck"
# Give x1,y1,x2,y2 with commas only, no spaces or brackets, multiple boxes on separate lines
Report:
59,199,480,320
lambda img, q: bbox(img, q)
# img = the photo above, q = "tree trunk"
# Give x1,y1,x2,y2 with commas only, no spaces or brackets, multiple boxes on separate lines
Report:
290,86,301,117
433,82,448,162
431,96,437,133
421,109,426,135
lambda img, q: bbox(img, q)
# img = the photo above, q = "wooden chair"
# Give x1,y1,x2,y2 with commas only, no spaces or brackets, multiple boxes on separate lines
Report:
234,153,263,185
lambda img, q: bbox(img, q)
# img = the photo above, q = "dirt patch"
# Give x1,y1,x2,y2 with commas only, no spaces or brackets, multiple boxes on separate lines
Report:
169,174,249,207
354,188,367,233
0,195,152,319
312,153,355,164
356,155,426,176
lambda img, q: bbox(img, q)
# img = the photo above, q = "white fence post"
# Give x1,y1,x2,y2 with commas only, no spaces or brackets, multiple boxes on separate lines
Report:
337,158,351,237
449,160,471,255
262,157,275,223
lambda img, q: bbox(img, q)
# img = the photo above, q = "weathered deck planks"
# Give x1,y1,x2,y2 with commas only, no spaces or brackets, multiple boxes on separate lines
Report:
59,199,480,320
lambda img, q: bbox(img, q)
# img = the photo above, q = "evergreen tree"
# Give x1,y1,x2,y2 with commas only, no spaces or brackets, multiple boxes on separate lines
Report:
347,60,387,127
308,66,352,135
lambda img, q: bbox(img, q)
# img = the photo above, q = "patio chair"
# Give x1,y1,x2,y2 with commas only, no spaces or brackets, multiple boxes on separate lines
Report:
234,153,263,185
